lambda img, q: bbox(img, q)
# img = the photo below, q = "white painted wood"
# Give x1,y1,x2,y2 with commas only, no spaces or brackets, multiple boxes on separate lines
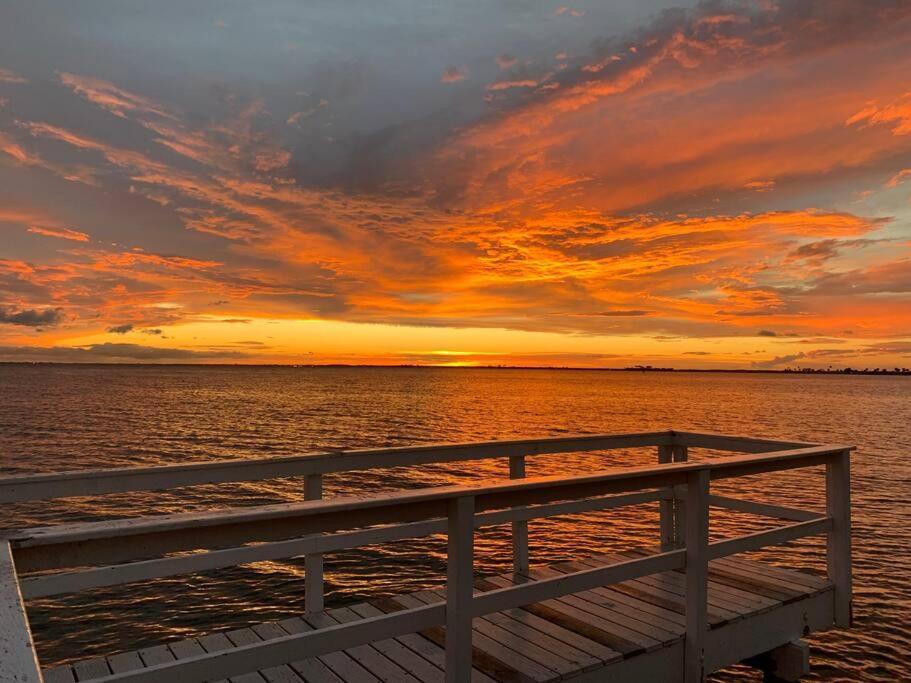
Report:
708,494,821,522
827,448,852,627
707,445,853,481
10,446,847,573
706,517,831,560
0,431,673,503
446,496,475,683
87,601,446,683
2,431,856,683
0,541,42,683
304,474,324,615
684,469,709,683
21,490,670,598
56,496,634,597
658,445,674,549
671,431,816,453
672,445,688,547
471,549,685,616
508,455,529,574
9,465,700,572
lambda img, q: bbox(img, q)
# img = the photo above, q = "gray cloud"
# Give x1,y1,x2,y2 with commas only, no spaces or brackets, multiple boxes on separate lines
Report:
752,353,806,369
0,306,63,327
107,323,134,334
0,343,249,362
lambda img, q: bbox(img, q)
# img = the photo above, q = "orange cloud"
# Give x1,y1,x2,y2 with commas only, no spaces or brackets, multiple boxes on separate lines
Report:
27,226,90,242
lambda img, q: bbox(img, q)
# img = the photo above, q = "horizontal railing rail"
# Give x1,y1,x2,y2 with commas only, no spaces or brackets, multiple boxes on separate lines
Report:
0,431,853,683
0,431,675,503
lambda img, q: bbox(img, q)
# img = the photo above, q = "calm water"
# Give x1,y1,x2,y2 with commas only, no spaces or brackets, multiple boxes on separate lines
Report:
1,365,909,681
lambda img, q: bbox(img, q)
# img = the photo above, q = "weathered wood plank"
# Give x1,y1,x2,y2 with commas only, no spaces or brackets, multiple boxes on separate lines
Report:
472,550,684,617
391,592,551,682
479,574,646,657
336,604,444,682
329,606,443,681
369,597,502,683
306,611,419,682
276,617,376,683
0,541,42,683
416,590,569,679
43,667,77,683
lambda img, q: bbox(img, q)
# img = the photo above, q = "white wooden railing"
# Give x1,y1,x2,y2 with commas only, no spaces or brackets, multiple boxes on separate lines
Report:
0,430,852,683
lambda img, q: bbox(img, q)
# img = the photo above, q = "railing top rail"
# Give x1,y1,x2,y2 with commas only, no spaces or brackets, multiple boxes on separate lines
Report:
0,429,818,504
0,430,675,504
6,444,852,569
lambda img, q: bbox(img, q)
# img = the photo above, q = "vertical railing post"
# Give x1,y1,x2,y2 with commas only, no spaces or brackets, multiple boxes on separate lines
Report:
658,445,674,549
508,455,529,574
684,468,709,683
304,473,324,615
673,445,689,546
826,448,852,628
446,495,475,683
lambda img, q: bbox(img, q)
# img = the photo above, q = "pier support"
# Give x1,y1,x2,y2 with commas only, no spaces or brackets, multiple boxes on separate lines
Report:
745,639,810,682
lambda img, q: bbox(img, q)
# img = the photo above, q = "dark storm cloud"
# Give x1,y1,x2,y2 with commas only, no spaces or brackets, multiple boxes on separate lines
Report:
0,306,63,326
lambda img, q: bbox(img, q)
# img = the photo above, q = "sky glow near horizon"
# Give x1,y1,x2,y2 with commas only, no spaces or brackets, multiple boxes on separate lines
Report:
1,0,910,368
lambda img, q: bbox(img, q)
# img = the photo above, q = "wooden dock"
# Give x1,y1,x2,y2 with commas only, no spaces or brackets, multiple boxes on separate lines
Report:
0,430,853,682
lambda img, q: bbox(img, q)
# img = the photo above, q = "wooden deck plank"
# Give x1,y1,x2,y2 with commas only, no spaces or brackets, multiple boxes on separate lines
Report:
417,589,579,677
478,575,647,657
330,606,445,682
527,567,680,642
137,643,175,667
37,551,829,683
42,666,76,683
713,556,829,590
702,561,810,601
249,622,322,683
607,552,782,614
107,650,144,674
225,627,297,683
483,607,606,671
72,657,110,681
306,610,420,682
366,599,501,683
278,616,380,683
389,592,553,682
585,554,745,624
548,561,687,633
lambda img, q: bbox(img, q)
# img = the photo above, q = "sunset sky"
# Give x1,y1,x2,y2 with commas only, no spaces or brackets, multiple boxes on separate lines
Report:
1,0,910,368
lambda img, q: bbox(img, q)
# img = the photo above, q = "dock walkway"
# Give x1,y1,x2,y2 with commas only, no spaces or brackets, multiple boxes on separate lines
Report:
43,549,833,683
1,430,853,682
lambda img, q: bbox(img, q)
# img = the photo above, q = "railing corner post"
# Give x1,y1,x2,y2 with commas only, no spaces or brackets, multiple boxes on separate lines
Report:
304,473,324,615
446,494,475,683
673,445,689,546
684,467,709,683
826,448,852,628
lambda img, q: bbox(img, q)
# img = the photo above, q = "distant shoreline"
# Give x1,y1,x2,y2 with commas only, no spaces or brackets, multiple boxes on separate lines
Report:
1,362,909,375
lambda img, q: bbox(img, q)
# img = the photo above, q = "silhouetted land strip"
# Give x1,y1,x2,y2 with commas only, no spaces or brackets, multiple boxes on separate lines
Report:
1,362,909,375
